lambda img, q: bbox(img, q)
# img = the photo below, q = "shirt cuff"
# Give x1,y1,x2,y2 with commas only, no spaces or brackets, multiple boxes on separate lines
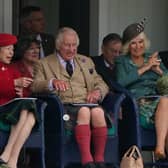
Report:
49,78,56,91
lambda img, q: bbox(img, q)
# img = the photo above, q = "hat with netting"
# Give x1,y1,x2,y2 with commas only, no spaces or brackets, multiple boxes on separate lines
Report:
122,18,146,45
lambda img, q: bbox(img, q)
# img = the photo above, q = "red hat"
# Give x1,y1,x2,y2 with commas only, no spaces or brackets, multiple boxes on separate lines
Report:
0,33,17,47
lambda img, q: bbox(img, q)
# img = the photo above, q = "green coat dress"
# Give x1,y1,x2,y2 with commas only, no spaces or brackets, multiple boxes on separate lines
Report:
115,53,168,129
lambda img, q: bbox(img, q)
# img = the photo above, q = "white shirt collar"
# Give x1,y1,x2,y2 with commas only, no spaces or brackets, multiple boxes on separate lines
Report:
57,53,74,69
104,59,111,68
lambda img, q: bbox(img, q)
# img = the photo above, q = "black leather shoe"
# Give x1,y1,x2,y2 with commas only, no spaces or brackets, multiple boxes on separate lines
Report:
83,162,96,168
95,162,106,168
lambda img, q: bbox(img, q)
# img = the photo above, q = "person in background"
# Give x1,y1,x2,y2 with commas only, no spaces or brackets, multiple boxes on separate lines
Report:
12,35,40,97
115,19,168,160
91,33,122,87
31,27,109,168
0,33,37,168
19,6,55,58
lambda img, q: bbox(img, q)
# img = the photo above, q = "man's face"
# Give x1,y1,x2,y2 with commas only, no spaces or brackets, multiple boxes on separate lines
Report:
102,41,122,64
29,11,45,33
58,32,78,61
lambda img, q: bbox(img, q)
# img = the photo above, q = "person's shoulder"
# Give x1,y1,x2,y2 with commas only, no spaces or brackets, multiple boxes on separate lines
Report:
76,54,95,65
40,33,54,39
91,55,101,60
39,53,56,63
76,54,90,61
115,55,126,62
91,55,103,61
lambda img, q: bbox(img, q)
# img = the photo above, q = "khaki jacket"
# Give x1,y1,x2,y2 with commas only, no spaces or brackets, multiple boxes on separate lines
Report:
31,53,109,102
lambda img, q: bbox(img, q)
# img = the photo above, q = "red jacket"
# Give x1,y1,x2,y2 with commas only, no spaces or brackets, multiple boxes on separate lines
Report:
12,61,33,97
0,61,21,105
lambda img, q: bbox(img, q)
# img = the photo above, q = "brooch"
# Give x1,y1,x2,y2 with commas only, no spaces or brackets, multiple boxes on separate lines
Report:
81,58,86,63
89,68,94,74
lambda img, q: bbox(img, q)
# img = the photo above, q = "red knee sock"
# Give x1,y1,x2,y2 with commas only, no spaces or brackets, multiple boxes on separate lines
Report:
92,126,107,162
75,124,93,165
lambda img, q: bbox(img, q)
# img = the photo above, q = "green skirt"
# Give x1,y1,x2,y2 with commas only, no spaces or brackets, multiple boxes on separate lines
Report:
0,99,39,131
138,97,159,129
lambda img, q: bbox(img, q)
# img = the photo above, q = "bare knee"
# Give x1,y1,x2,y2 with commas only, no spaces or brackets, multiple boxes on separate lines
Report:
26,113,36,128
159,97,168,105
156,97,168,114
77,107,91,125
18,110,28,125
91,107,106,127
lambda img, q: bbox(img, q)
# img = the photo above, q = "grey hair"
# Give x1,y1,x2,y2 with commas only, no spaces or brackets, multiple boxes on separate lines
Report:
55,27,80,50
122,32,150,55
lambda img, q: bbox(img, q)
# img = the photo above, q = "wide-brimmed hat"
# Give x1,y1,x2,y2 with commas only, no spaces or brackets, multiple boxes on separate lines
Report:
122,18,146,45
0,33,17,47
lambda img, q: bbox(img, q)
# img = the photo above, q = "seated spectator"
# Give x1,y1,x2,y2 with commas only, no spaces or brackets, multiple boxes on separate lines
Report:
19,6,55,58
31,27,109,168
12,35,40,97
0,33,38,168
91,33,122,87
115,19,168,160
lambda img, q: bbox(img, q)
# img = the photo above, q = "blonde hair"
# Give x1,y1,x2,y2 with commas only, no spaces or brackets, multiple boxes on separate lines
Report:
55,27,80,50
122,32,150,55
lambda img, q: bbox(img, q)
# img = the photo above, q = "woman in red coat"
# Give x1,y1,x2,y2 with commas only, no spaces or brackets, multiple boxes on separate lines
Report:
0,33,37,168
12,35,40,97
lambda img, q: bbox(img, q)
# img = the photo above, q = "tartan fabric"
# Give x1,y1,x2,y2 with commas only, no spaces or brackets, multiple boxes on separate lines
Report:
0,99,38,131
63,104,115,136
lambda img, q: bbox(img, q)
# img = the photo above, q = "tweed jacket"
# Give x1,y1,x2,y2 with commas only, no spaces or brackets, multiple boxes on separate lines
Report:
31,53,109,102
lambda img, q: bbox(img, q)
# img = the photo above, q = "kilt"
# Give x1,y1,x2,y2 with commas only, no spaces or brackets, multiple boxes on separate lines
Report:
63,104,81,135
63,104,108,135
0,99,39,131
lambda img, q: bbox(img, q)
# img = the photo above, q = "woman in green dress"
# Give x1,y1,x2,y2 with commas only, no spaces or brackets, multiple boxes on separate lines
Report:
115,19,168,160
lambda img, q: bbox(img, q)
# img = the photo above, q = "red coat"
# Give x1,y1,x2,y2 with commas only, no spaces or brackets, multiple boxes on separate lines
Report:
0,61,21,105
12,61,32,97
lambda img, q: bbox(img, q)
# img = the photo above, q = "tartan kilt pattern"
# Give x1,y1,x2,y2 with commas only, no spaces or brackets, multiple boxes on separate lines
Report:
0,99,38,131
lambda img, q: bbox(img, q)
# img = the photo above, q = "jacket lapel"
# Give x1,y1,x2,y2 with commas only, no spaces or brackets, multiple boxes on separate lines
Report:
47,54,68,79
75,55,92,91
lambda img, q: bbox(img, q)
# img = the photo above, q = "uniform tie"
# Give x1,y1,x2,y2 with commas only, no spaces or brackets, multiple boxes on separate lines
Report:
66,61,73,76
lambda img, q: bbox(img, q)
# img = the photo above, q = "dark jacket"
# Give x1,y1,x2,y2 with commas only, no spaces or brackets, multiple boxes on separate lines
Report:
91,55,131,95
40,33,55,56
91,56,116,87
